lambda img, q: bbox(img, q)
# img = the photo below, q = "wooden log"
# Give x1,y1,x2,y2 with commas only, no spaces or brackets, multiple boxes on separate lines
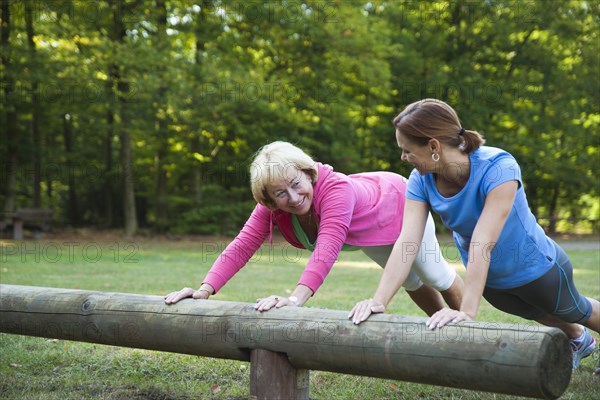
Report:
0,284,572,399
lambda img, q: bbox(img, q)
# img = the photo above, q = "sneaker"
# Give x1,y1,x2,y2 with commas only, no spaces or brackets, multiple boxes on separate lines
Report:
570,327,596,370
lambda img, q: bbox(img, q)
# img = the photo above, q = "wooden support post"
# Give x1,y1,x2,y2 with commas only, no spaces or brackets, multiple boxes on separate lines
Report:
250,349,309,400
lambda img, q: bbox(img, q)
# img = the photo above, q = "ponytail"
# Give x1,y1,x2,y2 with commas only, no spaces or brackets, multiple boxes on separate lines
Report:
460,129,485,153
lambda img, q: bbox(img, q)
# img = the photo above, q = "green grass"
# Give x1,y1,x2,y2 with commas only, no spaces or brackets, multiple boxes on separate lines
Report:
1,236,599,399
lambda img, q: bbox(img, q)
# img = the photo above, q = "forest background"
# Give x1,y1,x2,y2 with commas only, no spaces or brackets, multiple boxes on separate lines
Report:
1,0,598,237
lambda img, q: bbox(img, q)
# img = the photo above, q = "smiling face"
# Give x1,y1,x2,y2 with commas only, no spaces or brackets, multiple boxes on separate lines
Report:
396,129,436,175
265,168,314,215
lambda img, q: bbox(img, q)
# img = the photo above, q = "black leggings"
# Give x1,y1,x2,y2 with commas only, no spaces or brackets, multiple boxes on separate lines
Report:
483,241,592,324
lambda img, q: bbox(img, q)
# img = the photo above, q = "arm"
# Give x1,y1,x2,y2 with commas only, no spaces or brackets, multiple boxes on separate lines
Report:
296,179,356,292
349,199,430,324
165,204,270,304
288,284,314,305
256,179,355,312
425,181,518,329
257,174,363,312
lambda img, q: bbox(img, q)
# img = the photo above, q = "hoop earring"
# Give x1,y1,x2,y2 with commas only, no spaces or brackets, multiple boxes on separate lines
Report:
431,153,440,162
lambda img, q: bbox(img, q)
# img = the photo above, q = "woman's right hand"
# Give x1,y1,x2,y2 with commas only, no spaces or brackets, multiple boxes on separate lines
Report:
164,287,210,304
348,299,385,324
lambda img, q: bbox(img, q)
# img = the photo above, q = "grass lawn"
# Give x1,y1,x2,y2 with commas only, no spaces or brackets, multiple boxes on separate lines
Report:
1,235,599,399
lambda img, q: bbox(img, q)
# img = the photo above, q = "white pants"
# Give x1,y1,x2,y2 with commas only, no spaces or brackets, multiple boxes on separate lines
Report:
361,213,456,292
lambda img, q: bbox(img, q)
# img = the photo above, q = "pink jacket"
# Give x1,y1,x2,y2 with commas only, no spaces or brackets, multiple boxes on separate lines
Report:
203,163,407,293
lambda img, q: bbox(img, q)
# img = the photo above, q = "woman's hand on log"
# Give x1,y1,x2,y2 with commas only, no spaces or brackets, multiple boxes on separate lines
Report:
164,287,210,304
348,299,385,324
254,295,292,312
426,307,472,330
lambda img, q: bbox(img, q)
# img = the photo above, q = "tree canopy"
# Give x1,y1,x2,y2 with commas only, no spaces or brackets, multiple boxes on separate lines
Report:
1,0,598,236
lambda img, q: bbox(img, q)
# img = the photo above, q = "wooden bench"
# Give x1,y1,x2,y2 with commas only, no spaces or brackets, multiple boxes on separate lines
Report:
1,208,53,240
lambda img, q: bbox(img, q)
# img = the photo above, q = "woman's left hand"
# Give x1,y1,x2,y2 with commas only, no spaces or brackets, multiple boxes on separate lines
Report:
254,295,294,312
348,299,385,324
426,307,473,330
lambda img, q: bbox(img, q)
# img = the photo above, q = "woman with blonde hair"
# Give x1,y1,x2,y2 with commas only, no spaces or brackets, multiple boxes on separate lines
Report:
166,141,463,316
349,99,600,374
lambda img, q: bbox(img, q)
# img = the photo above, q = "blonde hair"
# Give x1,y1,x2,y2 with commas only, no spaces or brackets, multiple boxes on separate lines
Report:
392,98,485,153
250,141,318,209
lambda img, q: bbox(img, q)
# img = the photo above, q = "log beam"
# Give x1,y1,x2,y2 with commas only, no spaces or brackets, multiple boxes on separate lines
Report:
0,284,572,399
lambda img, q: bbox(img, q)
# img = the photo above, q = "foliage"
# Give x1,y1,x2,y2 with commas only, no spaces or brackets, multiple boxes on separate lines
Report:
1,0,598,235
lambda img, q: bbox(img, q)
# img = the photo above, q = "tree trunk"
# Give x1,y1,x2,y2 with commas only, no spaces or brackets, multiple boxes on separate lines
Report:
528,184,538,219
25,2,42,208
1,0,18,217
190,135,202,205
102,107,114,227
154,139,168,231
120,126,137,236
153,0,169,232
547,184,560,235
188,2,213,207
63,114,79,225
109,0,137,236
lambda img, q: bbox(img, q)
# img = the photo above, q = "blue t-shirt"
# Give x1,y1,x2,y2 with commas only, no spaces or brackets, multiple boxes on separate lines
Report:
407,146,555,289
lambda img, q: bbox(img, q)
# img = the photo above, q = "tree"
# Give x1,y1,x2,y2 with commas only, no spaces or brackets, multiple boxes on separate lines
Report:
1,0,18,218
1,0,597,235
109,0,138,236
